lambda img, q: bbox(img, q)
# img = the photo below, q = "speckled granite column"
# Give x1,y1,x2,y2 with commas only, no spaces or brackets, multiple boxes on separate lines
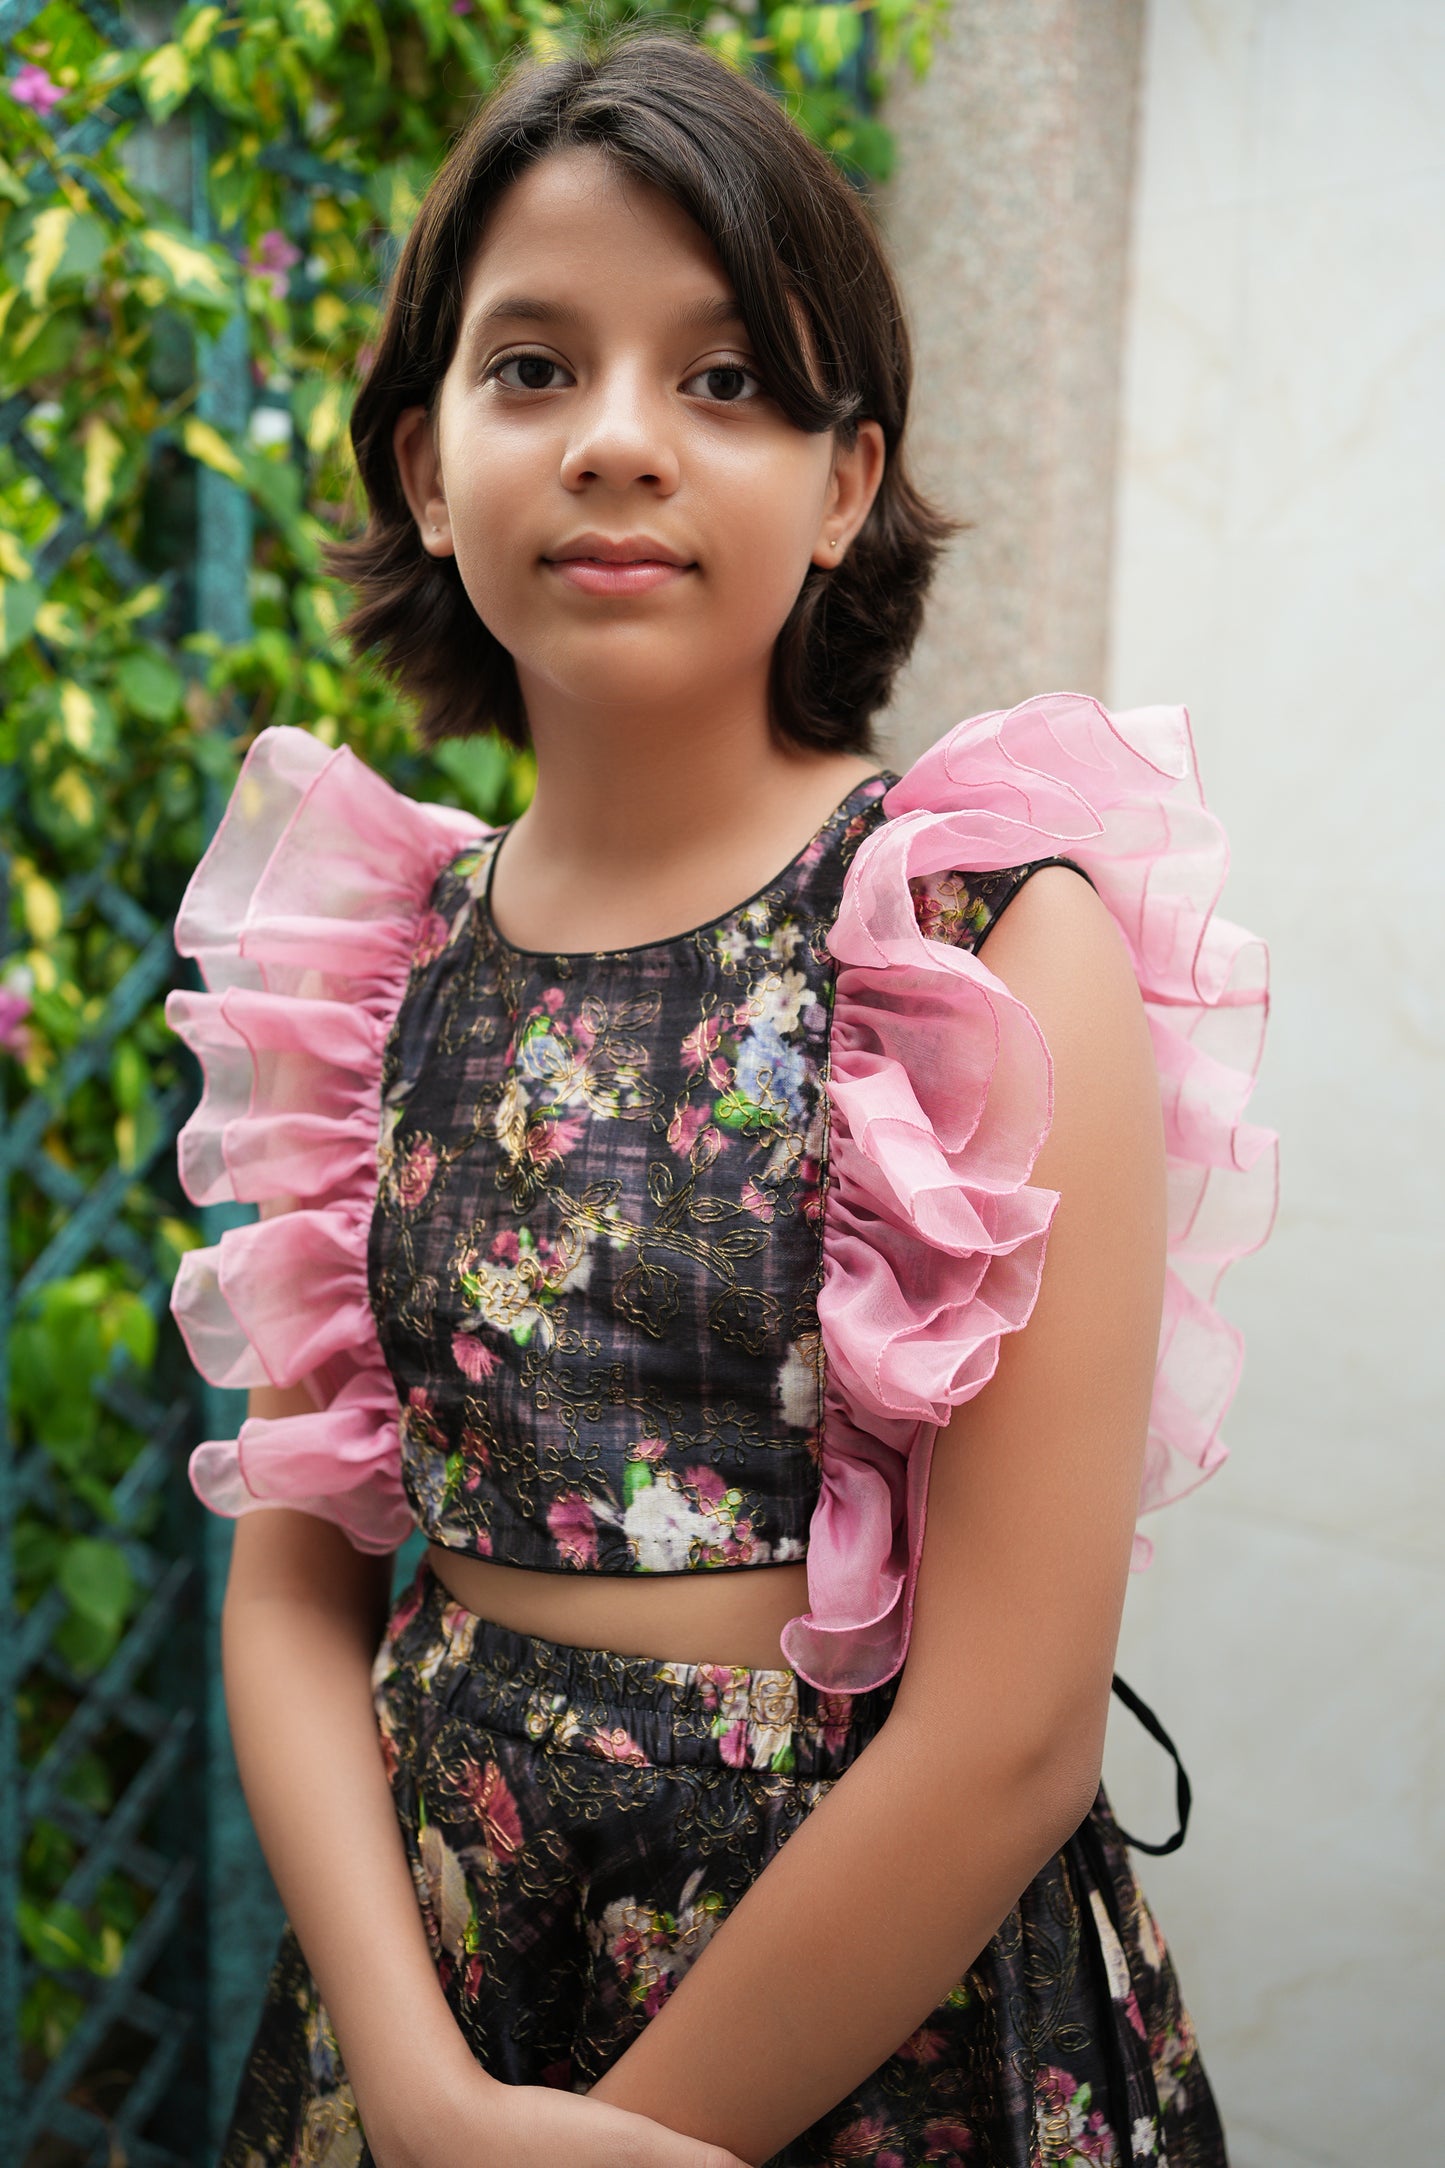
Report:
874,0,1145,759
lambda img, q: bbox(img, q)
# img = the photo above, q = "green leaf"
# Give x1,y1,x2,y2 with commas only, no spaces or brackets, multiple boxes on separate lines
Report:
20,207,106,307
803,4,861,75
282,0,340,57
623,1457,655,1506
109,1292,156,1372
134,226,235,308
181,415,245,479
110,1039,148,1114
0,303,82,393
18,1898,93,1972
53,1610,121,1678
0,577,42,657
116,647,184,721
138,41,194,121
433,734,513,821
59,1538,134,1638
57,679,118,758
179,4,225,56
82,417,125,526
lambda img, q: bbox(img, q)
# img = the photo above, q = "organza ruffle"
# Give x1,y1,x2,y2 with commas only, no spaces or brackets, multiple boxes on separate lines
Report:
166,725,484,1552
780,692,1278,1693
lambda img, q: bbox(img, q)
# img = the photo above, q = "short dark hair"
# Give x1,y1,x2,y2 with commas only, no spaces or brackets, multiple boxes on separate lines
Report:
325,21,961,756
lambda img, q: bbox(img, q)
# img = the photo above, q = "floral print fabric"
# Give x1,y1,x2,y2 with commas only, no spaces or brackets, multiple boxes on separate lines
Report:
218,1557,1226,2167
368,766,1080,1580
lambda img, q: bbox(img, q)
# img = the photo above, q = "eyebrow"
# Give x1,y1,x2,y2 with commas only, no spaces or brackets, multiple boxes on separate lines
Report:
463,292,748,350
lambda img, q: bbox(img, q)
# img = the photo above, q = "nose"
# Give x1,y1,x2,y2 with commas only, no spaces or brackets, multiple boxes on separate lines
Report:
558,359,682,495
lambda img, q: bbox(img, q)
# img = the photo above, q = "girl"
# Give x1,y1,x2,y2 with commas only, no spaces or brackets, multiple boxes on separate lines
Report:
167,25,1276,2168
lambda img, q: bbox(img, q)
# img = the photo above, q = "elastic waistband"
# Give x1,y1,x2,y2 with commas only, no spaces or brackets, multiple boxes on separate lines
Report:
377,1554,897,1779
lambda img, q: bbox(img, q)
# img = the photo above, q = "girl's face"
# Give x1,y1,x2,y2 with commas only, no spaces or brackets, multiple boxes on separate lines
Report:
392,146,884,733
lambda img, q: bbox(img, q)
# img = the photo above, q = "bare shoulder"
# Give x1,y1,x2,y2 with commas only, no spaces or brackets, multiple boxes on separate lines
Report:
975,864,1160,1190
977,863,1139,1014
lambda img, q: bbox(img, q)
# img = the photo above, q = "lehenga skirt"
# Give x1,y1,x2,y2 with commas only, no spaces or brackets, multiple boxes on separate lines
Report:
220,1555,1228,2167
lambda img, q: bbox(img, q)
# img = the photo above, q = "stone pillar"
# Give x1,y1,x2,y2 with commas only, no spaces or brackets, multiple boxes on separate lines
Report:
874,0,1146,762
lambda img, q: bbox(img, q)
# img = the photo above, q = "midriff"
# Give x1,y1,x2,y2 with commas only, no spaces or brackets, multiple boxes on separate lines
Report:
425,1544,812,1670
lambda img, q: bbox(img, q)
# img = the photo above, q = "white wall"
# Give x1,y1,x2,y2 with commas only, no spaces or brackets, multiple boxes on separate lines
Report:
1103,4,1445,2163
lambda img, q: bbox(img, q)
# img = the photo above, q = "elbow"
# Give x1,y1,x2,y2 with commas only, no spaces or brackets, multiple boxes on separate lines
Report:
888,1691,1108,1864
1011,1682,1110,1852
1025,1731,1106,1856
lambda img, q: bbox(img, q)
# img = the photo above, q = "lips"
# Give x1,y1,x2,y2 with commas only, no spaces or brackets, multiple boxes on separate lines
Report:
543,530,696,597
546,534,694,567
547,558,693,595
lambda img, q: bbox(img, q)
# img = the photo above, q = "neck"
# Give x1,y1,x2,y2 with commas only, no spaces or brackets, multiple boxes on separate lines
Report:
508,669,879,891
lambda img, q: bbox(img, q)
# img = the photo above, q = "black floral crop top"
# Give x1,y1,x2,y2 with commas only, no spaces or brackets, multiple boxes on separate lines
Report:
368,776,1073,1575
170,700,1274,1692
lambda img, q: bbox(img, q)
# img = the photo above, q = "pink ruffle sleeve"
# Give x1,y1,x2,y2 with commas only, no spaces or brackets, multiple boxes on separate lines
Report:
781,691,1279,1694
165,725,485,1552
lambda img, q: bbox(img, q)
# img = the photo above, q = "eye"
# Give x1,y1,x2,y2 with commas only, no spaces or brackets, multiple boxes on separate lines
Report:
485,350,574,393
683,360,764,405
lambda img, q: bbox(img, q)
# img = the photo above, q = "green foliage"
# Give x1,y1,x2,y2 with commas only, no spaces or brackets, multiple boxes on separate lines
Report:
0,0,949,2095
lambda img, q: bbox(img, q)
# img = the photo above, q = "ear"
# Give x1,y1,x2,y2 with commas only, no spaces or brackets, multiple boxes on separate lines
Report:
810,419,886,571
393,404,456,558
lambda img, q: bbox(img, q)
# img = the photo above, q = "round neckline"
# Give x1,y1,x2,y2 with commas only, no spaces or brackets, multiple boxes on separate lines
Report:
479,769,897,963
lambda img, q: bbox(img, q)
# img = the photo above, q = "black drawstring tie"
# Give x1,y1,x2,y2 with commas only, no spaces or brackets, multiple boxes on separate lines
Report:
1068,1676,1195,2168
1107,1672,1192,1855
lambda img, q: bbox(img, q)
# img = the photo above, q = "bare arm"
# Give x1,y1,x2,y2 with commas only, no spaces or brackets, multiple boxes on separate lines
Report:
224,1401,748,2168
589,867,1168,2163
220,1454,485,2158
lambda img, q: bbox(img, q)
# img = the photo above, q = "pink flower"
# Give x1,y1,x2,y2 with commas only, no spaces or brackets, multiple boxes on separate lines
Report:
445,1754,523,1860
922,2120,975,2159
242,227,303,299
666,1101,710,1158
0,985,32,1057
529,1111,585,1166
642,1975,674,2017
452,1331,498,1382
680,1014,729,1087
682,1464,728,1507
387,1577,425,1639
539,986,565,1014
547,1490,598,1568
626,1436,668,1464
8,63,65,114
695,1663,744,1711
591,1725,648,1765
832,2115,891,2154
489,1228,520,1263
739,1178,774,1221
411,910,449,969
613,1922,647,1968
460,1424,493,1473
395,1134,438,1210
817,1692,854,1755
719,1719,749,1769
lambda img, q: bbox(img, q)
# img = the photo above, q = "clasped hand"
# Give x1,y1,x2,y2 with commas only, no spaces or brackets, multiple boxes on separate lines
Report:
367,2066,753,2168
